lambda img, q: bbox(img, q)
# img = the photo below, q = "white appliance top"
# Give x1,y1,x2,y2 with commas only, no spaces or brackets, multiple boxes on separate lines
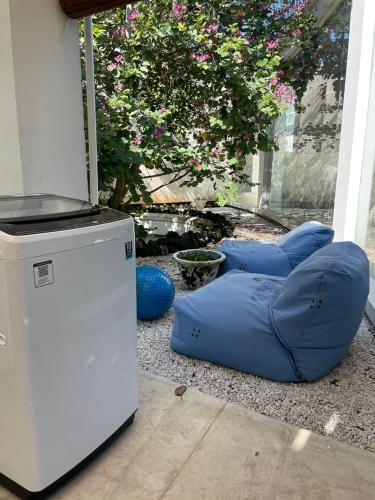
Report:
0,194,133,260
0,194,94,223
0,194,130,235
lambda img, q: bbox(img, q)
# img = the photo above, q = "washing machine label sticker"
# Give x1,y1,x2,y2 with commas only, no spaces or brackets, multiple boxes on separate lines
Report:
33,260,54,288
125,241,133,260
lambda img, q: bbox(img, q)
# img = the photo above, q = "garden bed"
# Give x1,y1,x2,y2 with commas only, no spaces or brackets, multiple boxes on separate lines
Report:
124,204,234,257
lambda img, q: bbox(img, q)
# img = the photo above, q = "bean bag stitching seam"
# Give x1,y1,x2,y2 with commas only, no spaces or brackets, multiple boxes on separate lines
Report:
277,244,295,270
267,317,304,381
269,308,304,381
269,274,324,381
270,257,352,380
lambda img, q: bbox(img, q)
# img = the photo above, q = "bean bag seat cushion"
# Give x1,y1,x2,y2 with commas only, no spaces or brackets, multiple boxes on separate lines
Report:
171,242,369,382
218,220,334,277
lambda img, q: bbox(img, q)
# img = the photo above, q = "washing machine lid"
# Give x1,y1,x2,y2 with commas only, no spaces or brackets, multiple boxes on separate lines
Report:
0,194,95,223
0,194,129,236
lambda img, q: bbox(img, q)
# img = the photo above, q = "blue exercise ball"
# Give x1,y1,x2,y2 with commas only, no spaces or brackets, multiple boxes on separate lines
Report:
136,265,175,320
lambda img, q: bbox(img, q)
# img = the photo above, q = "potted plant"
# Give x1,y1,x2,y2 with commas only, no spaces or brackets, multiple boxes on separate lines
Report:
173,249,225,289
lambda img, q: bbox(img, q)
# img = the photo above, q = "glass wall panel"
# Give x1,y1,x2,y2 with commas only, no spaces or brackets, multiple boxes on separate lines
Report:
236,0,352,229
355,33,375,276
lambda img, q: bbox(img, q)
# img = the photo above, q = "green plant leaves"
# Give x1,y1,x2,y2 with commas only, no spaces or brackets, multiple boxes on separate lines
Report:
84,1,321,205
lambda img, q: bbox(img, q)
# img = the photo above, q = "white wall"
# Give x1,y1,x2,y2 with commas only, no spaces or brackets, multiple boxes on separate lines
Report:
143,166,216,204
0,1,23,193
0,0,88,200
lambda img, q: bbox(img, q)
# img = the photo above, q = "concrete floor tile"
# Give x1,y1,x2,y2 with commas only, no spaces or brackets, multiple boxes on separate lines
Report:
1,373,375,500
163,402,292,500
0,488,16,500
54,372,224,500
266,428,375,500
163,402,375,500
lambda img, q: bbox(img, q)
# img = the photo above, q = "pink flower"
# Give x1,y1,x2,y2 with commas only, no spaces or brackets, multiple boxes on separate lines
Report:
191,159,201,169
235,149,243,158
159,107,168,113
266,39,279,50
234,29,241,36
211,147,220,157
114,53,123,63
270,77,279,86
154,127,165,138
114,82,123,92
197,53,210,62
207,23,219,32
107,62,117,72
274,83,296,104
133,135,141,145
294,27,302,38
173,4,187,19
117,27,126,37
128,10,138,21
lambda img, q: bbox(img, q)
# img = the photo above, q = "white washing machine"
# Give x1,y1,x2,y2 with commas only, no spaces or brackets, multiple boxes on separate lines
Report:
0,194,138,497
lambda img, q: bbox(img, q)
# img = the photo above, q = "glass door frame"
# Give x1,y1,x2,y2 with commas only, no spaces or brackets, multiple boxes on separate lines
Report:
332,0,375,322
332,0,375,241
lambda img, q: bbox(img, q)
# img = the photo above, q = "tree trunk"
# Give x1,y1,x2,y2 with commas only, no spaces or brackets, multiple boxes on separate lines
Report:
108,176,128,210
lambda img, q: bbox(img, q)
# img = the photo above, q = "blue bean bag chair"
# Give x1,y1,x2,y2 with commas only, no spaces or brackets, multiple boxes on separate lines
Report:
218,220,334,277
171,242,369,382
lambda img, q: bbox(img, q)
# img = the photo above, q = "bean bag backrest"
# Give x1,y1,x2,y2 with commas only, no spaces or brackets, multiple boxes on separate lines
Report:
278,221,334,268
270,242,369,379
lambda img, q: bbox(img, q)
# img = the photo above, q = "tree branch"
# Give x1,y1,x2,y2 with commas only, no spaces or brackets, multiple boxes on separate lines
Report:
141,166,188,179
148,171,190,194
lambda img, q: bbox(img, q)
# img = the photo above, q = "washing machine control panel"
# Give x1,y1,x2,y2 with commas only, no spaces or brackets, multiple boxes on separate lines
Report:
0,208,130,236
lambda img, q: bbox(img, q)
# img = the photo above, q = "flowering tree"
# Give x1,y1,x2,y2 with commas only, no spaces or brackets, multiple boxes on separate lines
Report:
86,0,321,209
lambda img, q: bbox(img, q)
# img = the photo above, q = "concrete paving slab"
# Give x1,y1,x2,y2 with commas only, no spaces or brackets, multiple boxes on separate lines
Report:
163,400,375,500
0,371,374,500
265,426,375,500
53,372,224,500
163,401,292,500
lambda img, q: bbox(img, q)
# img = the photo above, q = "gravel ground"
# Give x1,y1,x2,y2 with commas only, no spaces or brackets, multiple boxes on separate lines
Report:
137,209,375,453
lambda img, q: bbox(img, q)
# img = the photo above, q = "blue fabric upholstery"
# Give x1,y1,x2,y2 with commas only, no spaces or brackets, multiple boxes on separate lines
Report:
218,240,293,277
218,221,334,277
171,242,369,382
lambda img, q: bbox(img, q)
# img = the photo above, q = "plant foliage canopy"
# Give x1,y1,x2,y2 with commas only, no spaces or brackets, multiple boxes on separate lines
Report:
84,0,320,208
